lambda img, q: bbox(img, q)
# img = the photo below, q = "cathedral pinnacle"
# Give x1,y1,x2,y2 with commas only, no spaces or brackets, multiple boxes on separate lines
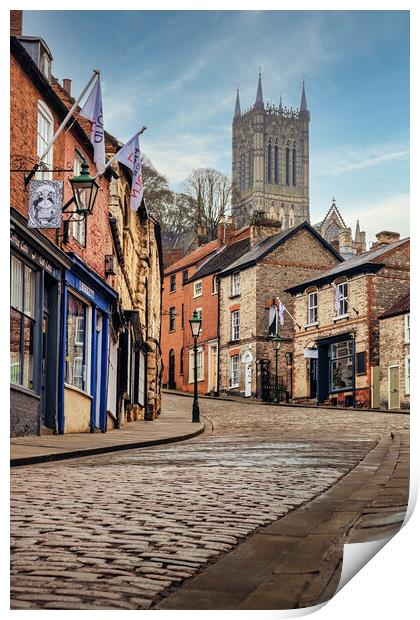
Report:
255,71,264,108
234,88,241,119
300,80,308,113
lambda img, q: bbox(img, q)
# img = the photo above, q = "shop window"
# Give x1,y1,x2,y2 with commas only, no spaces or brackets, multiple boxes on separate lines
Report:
308,291,318,324
230,354,239,387
169,307,176,332
193,280,202,298
268,303,278,336
170,274,176,292
10,256,36,390
330,340,353,391
231,310,240,341
66,293,89,391
189,347,204,383
36,100,54,180
72,151,87,246
231,272,240,296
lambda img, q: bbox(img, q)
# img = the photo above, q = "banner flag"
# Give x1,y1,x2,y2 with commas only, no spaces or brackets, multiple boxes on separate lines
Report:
334,284,341,314
79,78,105,173
114,131,144,211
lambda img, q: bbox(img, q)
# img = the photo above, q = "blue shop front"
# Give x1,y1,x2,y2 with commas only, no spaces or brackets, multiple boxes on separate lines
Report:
59,254,117,434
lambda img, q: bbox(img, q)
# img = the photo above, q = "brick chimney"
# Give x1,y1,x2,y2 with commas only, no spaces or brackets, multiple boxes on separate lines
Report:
250,211,283,246
10,10,23,36
373,231,401,248
217,215,236,246
63,79,72,96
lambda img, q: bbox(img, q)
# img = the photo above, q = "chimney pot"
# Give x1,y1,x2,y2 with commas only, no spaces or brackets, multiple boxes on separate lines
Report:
63,79,72,96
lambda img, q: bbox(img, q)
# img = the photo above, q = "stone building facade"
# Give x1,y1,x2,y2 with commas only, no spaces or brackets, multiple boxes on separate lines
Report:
217,219,342,399
313,198,366,258
232,75,310,230
286,234,410,408
379,292,410,410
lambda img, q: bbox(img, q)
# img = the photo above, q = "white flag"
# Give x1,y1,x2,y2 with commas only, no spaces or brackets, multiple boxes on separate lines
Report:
276,297,285,326
334,285,341,314
79,78,105,173
114,131,144,211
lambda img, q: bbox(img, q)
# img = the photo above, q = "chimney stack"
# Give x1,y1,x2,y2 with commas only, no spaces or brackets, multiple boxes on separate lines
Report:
373,231,401,248
63,79,72,96
10,10,23,36
217,215,236,246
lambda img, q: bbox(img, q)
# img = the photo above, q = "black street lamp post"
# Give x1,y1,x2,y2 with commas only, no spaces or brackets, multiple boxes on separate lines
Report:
272,336,281,404
285,352,293,402
189,310,202,423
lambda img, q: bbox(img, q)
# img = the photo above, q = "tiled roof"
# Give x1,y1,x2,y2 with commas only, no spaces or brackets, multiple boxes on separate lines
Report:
218,222,343,278
164,239,220,276
189,238,251,282
286,237,409,294
379,291,410,319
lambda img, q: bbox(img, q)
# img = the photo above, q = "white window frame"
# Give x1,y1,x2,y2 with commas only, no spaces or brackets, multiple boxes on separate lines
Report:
307,291,318,325
212,275,218,295
405,355,410,395
230,354,240,388
335,281,349,317
188,346,204,383
231,310,240,341
231,272,240,296
65,290,92,394
404,313,410,343
193,280,202,298
36,100,54,180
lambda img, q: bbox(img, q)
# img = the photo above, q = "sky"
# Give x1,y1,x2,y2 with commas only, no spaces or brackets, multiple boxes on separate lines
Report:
24,10,410,245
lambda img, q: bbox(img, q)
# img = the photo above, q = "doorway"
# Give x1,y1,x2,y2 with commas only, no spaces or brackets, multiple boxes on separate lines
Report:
168,349,176,389
309,358,318,399
242,351,253,398
388,365,400,410
95,313,103,429
208,344,218,392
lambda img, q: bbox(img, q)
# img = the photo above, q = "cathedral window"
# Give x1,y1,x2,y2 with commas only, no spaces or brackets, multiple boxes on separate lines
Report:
248,150,253,188
289,207,295,227
267,144,272,183
274,145,279,184
285,146,290,185
292,147,297,186
279,207,285,228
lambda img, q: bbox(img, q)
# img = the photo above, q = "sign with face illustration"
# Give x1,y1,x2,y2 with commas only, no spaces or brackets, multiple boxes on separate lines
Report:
28,180,63,228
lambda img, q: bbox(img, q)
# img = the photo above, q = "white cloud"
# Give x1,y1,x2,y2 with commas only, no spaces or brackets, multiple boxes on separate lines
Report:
314,141,409,176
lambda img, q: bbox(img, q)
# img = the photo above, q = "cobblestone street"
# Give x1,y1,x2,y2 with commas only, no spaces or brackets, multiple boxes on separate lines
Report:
10,394,409,610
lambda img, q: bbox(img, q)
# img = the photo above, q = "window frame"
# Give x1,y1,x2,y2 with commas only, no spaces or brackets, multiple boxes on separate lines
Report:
212,275,218,295
334,281,349,317
404,313,410,344
169,306,176,332
36,100,54,180
231,310,240,342
182,269,189,286
169,274,176,293
188,346,204,383
193,280,202,298
231,272,240,297
329,339,354,393
65,291,91,393
405,355,410,395
230,354,240,388
307,291,318,325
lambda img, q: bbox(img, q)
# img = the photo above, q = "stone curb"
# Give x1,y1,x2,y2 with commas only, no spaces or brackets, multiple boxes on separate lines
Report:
156,431,408,610
163,388,410,415
10,423,206,468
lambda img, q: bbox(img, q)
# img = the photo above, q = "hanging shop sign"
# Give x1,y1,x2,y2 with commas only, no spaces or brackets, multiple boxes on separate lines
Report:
28,179,63,229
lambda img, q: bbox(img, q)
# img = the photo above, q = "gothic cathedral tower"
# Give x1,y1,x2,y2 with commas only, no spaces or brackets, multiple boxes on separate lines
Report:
232,74,310,229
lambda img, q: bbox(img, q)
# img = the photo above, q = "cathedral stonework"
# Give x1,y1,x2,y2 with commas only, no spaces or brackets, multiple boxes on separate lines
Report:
232,74,310,229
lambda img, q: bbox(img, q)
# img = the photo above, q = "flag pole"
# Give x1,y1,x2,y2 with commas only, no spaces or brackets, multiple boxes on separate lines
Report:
95,126,147,178
38,69,100,164
277,298,301,330
332,282,359,316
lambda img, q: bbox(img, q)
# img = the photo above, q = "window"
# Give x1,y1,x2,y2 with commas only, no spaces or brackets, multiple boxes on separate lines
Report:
10,256,36,390
230,355,240,387
308,292,318,325
182,269,189,286
169,307,176,332
405,355,410,395
170,274,176,292
72,151,87,246
231,310,240,341
335,281,349,316
196,308,203,321
285,146,290,186
40,52,51,80
248,150,253,187
231,272,240,296
330,340,353,391
356,351,366,375
212,275,218,295
289,208,295,228
193,280,202,298
268,303,278,336
292,148,297,186
66,293,89,391
180,347,184,375
189,347,204,383
274,145,279,184
181,303,184,329
405,313,410,343
36,101,54,180
267,144,272,182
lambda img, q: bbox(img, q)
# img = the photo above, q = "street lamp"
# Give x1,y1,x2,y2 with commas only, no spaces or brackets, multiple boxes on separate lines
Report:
285,352,293,402
69,159,100,216
272,336,281,403
189,310,202,423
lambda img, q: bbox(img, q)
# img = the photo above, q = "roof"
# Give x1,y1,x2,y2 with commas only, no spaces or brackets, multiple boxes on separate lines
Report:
164,239,220,276
218,221,343,278
286,237,409,295
379,292,410,320
189,238,251,282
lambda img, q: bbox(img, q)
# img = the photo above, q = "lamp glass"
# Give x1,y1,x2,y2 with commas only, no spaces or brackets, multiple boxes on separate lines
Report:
70,159,100,214
272,336,281,351
189,310,202,337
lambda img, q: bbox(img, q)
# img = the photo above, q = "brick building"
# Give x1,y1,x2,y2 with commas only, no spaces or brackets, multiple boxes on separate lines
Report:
379,292,410,410
217,217,342,399
286,233,410,408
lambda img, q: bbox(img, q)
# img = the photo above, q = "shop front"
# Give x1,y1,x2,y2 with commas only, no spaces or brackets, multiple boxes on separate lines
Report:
10,210,70,436
317,332,356,407
59,254,117,434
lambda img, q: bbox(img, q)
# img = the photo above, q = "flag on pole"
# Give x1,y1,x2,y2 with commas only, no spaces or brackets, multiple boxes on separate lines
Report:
334,284,341,314
114,131,144,211
276,297,285,326
79,77,105,173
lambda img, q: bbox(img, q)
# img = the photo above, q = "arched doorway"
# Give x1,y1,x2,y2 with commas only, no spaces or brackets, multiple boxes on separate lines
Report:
168,349,176,389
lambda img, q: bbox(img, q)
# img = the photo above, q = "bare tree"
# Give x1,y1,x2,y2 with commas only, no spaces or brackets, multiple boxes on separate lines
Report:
182,168,231,240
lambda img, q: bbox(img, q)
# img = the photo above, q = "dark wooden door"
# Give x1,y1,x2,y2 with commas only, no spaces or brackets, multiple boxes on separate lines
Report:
168,349,176,389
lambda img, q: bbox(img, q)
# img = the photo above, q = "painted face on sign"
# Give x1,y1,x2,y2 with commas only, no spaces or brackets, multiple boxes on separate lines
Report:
33,185,56,224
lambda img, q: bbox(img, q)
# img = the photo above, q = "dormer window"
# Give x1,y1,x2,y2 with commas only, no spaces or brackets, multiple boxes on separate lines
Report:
40,51,51,80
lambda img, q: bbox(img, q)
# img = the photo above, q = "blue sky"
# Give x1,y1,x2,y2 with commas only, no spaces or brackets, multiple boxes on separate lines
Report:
24,10,409,244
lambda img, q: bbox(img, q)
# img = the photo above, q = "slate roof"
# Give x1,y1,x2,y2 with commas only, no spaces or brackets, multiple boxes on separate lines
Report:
189,238,251,282
379,292,410,320
286,237,409,295
218,222,343,278
164,239,220,276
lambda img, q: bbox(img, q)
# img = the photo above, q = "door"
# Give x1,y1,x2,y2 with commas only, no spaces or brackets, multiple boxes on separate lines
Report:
244,363,252,397
168,349,176,389
371,366,380,408
309,359,318,399
208,345,218,392
95,313,103,428
389,365,400,410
